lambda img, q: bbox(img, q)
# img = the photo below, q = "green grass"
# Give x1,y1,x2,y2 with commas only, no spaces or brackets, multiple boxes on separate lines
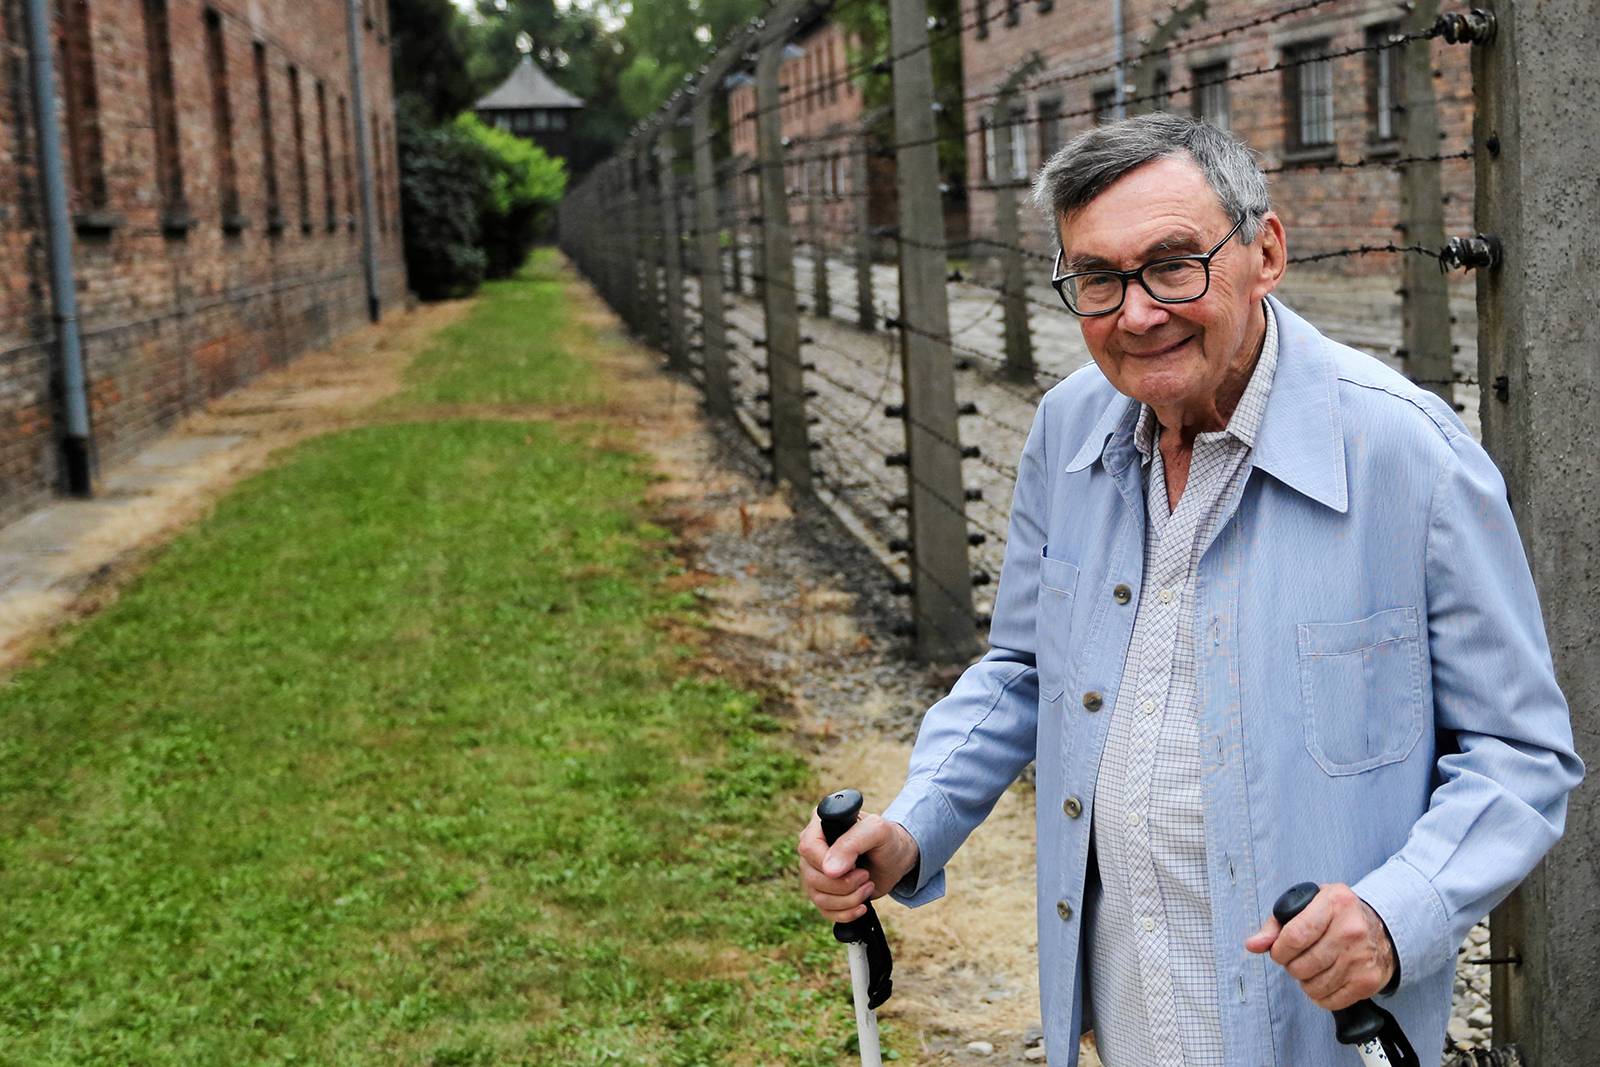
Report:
0,250,870,1065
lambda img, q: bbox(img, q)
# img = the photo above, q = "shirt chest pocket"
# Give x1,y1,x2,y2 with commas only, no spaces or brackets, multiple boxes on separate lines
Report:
1297,606,1426,775
1036,548,1080,703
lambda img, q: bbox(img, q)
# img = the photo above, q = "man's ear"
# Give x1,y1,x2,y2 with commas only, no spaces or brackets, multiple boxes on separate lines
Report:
1251,212,1288,302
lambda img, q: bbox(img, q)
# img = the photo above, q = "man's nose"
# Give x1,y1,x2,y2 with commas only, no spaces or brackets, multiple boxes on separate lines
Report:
1117,283,1171,334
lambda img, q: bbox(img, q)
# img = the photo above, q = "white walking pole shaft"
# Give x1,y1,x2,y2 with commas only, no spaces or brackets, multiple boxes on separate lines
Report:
846,941,883,1067
1355,1037,1393,1066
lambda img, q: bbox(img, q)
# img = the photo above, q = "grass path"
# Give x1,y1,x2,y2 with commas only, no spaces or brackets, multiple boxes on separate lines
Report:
0,253,864,1065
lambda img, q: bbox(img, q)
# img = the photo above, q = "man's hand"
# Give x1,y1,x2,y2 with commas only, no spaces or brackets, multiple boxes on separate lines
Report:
1245,883,1397,1010
797,810,920,922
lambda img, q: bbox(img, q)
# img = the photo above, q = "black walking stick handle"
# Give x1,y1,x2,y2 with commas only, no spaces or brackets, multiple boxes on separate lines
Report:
1273,882,1419,1065
817,788,894,1008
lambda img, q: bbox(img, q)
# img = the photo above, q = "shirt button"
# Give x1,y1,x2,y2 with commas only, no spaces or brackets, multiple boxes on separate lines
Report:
1113,583,1132,605
1057,900,1074,921
1142,916,1156,932
1063,795,1083,818
1140,699,1156,717
1126,811,1142,827
1081,690,1103,712
1159,586,1177,604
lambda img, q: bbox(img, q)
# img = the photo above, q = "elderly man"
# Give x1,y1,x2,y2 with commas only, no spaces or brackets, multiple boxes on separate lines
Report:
796,113,1581,1066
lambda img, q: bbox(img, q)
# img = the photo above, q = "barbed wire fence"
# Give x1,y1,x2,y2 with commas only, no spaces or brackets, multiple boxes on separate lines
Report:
558,2,1599,1060
560,0,1498,665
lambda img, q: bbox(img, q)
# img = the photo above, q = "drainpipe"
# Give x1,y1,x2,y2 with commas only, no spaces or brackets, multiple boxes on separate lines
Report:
23,0,93,495
1112,0,1127,120
345,0,381,322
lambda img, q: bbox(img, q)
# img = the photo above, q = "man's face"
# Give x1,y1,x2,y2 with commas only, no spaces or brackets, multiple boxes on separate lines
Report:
1055,155,1284,419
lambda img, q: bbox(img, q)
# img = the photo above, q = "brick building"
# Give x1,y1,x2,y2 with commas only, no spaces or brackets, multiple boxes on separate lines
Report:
0,0,406,526
959,0,1476,345
727,19,889,240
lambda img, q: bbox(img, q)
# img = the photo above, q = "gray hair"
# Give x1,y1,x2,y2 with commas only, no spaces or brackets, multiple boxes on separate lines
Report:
1032,112,1270,243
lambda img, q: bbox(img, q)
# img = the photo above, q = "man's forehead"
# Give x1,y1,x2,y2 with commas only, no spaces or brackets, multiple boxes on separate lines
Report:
1055,157,1227,259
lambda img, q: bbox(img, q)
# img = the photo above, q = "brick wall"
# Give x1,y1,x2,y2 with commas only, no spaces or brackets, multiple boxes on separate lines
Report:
0,0,407,526
959,0,1474,252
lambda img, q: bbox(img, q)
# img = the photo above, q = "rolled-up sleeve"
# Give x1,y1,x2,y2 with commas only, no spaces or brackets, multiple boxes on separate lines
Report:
1354,434,1584,990
885,399,1056,907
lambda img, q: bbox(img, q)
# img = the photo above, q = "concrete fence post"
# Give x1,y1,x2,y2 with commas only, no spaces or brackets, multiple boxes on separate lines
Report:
725,157,746,296
889,0,978,662
853,129,876,332
658,128,688,371
808,153,832,319
1472,0,1600,1061
755,20,813,492
990,95,1036,384
1398,0,1452,405
693,51,741,418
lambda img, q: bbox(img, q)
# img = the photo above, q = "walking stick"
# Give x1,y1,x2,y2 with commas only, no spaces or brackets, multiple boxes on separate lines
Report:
817,788,894,1067
1273,883,1422,1067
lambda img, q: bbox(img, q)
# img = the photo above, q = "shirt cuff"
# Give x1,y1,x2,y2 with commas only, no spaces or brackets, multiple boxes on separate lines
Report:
1353,855,1451,994
882,782,958,908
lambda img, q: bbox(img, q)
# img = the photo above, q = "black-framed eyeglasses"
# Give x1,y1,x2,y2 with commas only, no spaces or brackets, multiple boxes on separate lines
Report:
1051,215,1247,317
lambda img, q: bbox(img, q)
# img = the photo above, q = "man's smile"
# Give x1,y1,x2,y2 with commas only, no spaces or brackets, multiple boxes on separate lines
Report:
1122,334,1195,359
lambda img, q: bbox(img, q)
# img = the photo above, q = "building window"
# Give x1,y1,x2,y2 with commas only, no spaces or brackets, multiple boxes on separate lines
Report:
1005,0,1020,27
253,42,283,231
288,65,311,231
1367,24,1403,144
338,94,355,231
550,111,566,131
1284,39,1335,151
976,0,989,40
1191,62,1230,130
1152,69,1171,111
59,0,109,216
1008,103,1028,179
1092,87,1118,125
1038,98,1062,162
533,110,550,132
143,0,186,227
386,121,398,232
979,116,994,183
204,9,241,228
316,81,336,231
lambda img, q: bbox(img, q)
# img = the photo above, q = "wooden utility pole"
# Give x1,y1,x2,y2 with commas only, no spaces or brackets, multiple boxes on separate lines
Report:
889,0,977,662
1397,0,1452,404
1472,1,1600,1061
754,17,813,492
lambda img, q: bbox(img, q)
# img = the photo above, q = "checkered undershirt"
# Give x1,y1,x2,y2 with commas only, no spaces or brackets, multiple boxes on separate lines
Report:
1084,302,1279,1067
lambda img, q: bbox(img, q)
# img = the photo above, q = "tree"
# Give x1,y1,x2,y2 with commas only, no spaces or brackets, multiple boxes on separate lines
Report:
389,0,478,122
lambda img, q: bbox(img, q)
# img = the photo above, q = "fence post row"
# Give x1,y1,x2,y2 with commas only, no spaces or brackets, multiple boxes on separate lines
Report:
753,4,819,493
888,0,978,662
1473,0,1600,1061
989,93,1036,383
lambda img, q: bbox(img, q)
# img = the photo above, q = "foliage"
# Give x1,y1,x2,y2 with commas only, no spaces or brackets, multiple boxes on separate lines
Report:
834,0,968,191
455,114,567,278
0,252,869,1065
397,101,490,299
389,0,479,123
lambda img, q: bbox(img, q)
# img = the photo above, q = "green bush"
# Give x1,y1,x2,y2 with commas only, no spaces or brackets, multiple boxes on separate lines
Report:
398,101,490,300
456,114,567,279
397,103,568,300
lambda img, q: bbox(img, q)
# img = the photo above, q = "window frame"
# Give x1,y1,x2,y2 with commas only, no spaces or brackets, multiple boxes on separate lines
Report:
1282,38,1336,157
1190,61,1231,131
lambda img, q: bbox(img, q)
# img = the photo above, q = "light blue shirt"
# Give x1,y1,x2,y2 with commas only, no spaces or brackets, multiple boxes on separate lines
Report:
883,296,1582,1066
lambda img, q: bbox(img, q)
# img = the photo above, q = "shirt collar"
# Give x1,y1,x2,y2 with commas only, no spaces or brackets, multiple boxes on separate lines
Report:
1062,295,1348,513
